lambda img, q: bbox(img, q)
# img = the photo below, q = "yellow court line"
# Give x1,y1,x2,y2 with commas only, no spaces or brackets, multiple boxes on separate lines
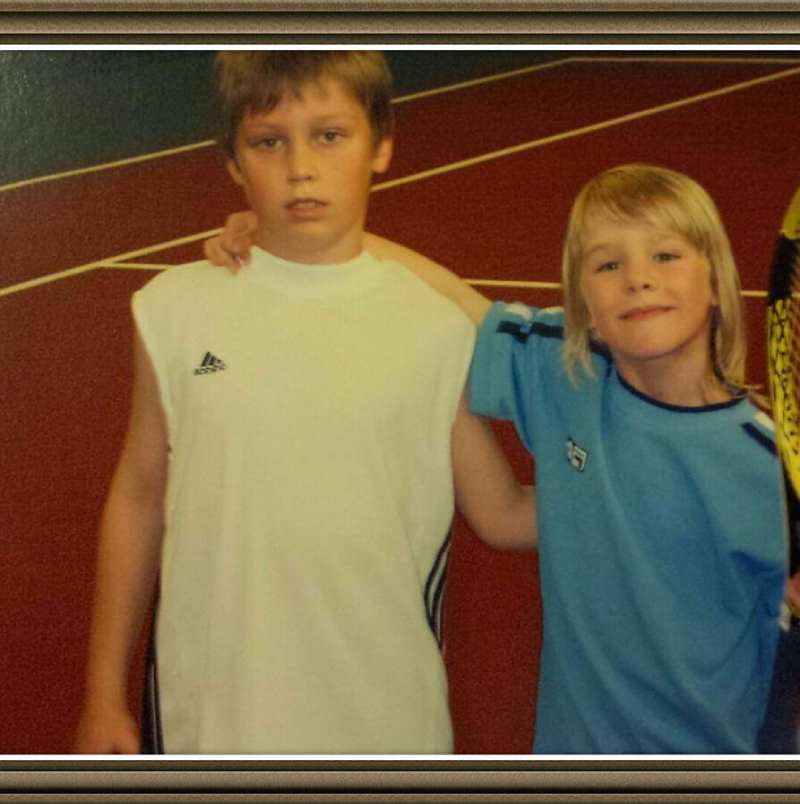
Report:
0,59,575,196
372,63,800,194
0,229,221,298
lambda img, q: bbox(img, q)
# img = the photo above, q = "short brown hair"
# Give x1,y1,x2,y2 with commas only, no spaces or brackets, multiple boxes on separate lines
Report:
214,51,395,158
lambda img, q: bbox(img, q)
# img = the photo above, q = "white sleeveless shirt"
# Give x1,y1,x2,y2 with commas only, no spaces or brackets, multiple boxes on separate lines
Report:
132,247,474,753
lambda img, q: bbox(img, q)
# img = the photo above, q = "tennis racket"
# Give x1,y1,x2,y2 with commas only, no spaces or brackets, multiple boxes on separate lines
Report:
767,186,800,582
761,188,800,753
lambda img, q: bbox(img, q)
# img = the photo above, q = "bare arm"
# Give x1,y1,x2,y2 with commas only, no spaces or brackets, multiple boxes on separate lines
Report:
787,571,800,617
452,394,536,551
75,333,168,753
363,233,491,326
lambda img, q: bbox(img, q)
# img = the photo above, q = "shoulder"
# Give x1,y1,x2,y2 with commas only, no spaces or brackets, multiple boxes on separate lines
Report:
471,304,565,388
375,256,474,326
136,260,228,296
133,260,236,311
132,261,240,341
477,303,572,361
478,302,613,380
739,403,777,457
480,302,566,342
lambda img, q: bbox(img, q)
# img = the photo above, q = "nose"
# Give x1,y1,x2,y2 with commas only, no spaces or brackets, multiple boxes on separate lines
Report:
287,142,316,184
623,257,656,293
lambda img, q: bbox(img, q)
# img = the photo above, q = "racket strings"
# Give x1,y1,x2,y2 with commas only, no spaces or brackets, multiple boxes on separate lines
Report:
768,241,800,487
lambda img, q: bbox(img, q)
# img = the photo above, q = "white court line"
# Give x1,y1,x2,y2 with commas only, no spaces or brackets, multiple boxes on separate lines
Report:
100,264,563,289
98,263,768,298
0,140,218,195
100,262,180,270
5,64,798,298
392,57,572,104
371,63,800,194
0,58,573,196
0,229,221,298
469,283,765,298
474,282,767,297
470,279,561,290
3,55,797,195
572,56,800,65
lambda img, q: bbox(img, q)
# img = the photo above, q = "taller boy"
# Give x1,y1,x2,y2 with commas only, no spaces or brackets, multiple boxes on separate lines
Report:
76,52,483,753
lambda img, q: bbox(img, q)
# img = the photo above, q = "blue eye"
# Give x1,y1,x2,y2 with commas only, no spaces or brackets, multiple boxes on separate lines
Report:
597,261,618,273
654,252,678,262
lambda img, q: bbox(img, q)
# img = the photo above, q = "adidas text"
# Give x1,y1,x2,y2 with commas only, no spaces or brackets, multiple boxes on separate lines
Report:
194,352,227,375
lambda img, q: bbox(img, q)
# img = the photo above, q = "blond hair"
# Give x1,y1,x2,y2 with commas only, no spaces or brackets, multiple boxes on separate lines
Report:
214,51,395,158
561,163,749,395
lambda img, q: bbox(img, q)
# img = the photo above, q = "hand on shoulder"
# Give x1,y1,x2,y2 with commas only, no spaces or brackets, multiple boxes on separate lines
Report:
204,210,259,272
203,214,492,325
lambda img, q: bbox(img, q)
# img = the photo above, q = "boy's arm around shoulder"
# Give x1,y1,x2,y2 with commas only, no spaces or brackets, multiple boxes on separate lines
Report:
452,394,536,551
75,332,169,754
203,217,493,326
366,236,535,547
364,233,492,326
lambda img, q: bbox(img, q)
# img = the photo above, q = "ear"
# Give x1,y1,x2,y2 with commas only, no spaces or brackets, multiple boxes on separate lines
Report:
226,157,245,187
371,137,393,175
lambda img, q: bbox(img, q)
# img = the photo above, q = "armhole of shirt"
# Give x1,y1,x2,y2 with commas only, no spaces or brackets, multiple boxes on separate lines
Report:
131,289,174,441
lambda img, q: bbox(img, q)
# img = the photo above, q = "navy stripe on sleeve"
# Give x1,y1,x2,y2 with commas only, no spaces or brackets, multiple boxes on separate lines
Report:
742,422,777,456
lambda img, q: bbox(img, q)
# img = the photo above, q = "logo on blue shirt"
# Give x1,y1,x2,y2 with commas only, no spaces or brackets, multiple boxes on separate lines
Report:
566,437,588,472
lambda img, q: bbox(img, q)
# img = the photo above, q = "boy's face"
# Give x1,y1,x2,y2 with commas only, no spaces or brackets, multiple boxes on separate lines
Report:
227,76,392,265
579,209,717,379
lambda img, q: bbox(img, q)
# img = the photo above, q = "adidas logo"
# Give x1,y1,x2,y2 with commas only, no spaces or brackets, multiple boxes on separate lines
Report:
194,352,227,375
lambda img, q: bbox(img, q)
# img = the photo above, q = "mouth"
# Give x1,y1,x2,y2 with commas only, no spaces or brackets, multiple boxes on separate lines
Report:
286,198,327,212
620,306,673,322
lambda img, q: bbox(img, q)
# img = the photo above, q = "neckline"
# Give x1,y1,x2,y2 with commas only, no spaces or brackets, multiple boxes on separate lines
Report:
242,246,380,297
615,369,746,414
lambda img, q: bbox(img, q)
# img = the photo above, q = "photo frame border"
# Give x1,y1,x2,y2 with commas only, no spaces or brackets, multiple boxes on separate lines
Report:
2,5,799,800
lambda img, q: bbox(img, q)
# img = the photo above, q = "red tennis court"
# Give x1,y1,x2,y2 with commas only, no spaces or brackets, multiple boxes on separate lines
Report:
2,54,800,754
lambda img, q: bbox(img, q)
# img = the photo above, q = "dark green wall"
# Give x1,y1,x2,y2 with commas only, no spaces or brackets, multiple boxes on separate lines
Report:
0,50,554,186
1,52,216,184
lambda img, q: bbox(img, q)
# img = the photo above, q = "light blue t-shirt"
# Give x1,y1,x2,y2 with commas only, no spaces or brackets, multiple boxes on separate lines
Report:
470,302,787,754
